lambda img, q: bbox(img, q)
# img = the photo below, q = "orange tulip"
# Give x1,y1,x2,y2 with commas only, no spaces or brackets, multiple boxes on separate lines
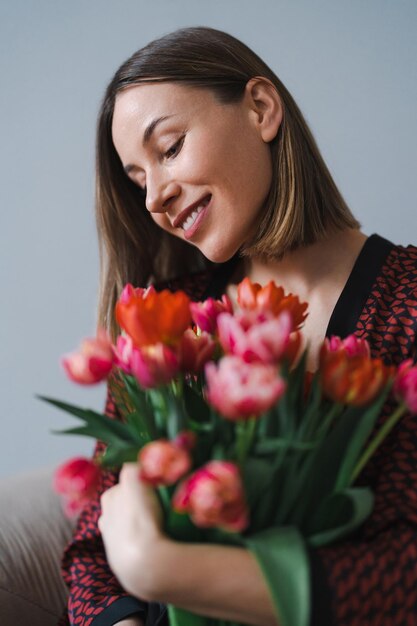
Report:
237,278,308,331
116,287,192,348
320,348,394,406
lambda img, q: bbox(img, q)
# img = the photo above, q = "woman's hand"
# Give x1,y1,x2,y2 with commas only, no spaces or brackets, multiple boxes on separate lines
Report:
98,462,166,598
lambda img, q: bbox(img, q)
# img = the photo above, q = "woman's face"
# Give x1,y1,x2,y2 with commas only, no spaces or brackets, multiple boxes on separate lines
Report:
112,81,277,263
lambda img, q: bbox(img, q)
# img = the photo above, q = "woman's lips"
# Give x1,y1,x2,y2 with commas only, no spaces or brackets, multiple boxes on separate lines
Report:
182,195,211,241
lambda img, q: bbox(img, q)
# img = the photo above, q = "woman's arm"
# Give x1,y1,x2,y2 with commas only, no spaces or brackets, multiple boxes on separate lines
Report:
99,464,279,626
115,619,144,626
135,539,279,626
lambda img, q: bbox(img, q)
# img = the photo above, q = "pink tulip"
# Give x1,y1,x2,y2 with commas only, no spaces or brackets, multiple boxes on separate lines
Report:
114,334,134,374
205,356,286,420
173,461,248,532
174,430,197,451
131,343,179,388
62,328,114,384
119,283,156,304
217,310,292,364
190,295,233,334
324,335,371,358
139,439,192,486
179,328,216,373
394,360,417,414
53,457,101,517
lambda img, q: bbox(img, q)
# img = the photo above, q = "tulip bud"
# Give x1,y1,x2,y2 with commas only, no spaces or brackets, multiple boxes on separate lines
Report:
205,356,286,420
190,295,233,334
139,439,192,486
53,457,101,517
131,343,179,388
61,328,114,384
173,461,249,532
394,360,417,414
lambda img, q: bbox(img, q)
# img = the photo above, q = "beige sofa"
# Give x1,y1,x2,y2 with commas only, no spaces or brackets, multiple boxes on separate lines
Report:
0,467,75,625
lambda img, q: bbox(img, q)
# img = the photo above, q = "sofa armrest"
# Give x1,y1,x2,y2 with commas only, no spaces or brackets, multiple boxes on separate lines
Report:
0,467,75,626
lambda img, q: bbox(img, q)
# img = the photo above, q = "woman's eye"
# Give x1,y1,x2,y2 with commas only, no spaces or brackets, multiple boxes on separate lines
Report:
164,136,185,160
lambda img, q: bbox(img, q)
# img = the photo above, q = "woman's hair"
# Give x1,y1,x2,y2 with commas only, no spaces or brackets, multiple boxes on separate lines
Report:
96,26,359,335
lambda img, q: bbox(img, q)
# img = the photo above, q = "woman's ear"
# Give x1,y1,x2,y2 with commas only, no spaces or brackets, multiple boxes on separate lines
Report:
245,77,283,142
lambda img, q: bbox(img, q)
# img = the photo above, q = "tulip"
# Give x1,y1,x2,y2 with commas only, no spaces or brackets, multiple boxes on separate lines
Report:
394,360,417,414
205,356,286,420
173,461,249,532
113,334,134,374
62,328,114,384
116,288,191,348
217,310,293,364
119,283,156,304
320,348,394,406
139,439,192,486
53,457,101,517
324,335,371,358
178,328,216,373
190,295,233,334
237,277,308,331
131,343,179,388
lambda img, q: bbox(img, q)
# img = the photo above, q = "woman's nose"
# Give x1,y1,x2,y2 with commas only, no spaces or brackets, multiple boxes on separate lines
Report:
145,178,181,214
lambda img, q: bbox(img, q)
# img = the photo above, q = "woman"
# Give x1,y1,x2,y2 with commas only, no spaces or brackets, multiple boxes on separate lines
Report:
59,27,417,626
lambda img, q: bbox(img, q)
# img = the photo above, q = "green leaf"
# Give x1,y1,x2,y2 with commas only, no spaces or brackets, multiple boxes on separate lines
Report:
288,400,383,528
39,395,138,444
100,443,141,468
118,373,159,439
255,438,316,455
246,526,310,626
308,488,374,547
167,606,210,626
334,387,391,490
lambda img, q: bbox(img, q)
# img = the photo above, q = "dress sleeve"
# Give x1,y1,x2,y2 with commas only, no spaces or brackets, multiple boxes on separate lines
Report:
310,405,417,625
58,381,148,626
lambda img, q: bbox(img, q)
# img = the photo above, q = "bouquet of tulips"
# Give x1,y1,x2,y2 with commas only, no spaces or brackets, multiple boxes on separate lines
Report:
42,278,417,626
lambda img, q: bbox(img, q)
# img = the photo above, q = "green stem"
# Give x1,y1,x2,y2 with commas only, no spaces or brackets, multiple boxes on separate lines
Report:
157,485,171,517
236,417,257,465
317,402,343,437
351,403,407,483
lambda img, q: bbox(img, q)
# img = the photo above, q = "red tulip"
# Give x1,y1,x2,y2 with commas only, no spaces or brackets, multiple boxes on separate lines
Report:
190,295,233,334
131,343,179,388
116,287,191,348
205,356,286,420
53,457,101,517
62,328,114,384
237,278,308,331
394,360,417,414
178,328,216,373
173,461,249,532
139,439,192,486
320,342,394,406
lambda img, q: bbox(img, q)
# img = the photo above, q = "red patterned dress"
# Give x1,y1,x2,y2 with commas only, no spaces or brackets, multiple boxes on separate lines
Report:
58,234,417,625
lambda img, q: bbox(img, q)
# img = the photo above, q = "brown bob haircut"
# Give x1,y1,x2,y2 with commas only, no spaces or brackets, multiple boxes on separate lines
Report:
95,26,359,335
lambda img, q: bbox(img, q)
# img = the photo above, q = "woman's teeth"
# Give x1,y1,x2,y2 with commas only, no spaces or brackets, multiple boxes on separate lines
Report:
181,197,210,231
182,206,203,231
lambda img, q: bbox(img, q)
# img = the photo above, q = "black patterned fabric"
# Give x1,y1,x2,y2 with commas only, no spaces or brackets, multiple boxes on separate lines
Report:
57,235,417,625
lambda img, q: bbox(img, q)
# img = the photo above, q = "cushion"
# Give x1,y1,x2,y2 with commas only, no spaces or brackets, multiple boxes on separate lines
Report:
0,467,75,625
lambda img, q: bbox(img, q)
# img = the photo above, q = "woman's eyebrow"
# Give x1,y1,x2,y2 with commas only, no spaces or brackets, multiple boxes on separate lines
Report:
142,115,175,145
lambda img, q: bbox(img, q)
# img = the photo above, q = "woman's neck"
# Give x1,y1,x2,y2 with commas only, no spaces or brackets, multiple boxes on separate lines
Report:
243,228,367,301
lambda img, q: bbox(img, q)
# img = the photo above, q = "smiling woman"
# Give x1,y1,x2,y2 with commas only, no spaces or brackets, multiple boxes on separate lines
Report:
58,25,417,626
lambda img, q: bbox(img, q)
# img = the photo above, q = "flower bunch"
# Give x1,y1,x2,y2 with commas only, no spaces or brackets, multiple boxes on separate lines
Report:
44,277,417,626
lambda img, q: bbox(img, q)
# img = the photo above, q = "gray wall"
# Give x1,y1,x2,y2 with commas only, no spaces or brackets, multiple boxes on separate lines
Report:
1,0,416,477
